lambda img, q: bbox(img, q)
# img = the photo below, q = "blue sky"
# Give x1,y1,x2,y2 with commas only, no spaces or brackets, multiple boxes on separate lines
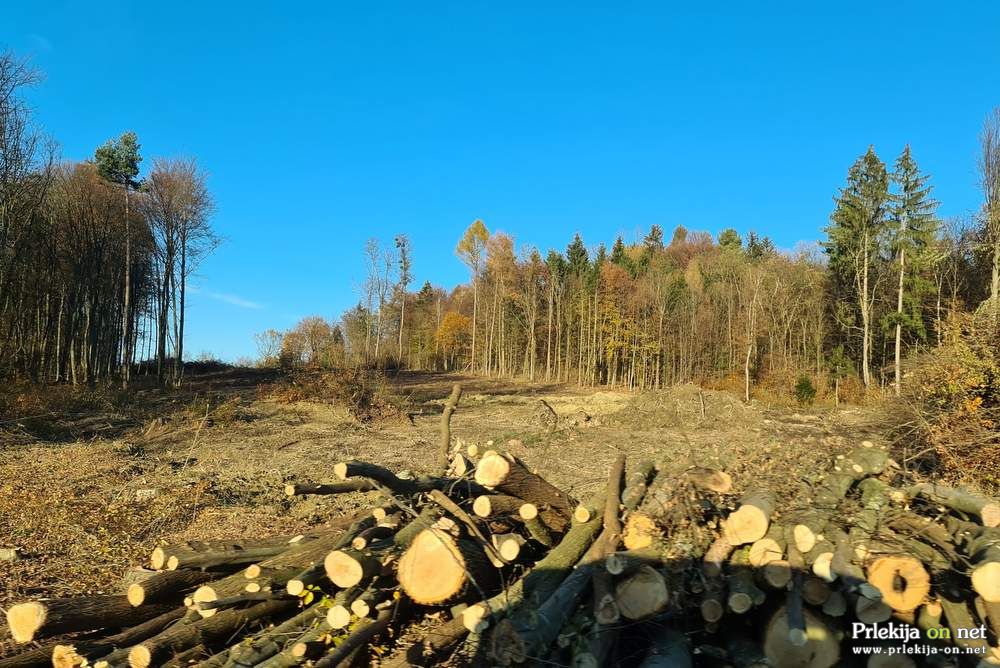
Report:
4,2,999,361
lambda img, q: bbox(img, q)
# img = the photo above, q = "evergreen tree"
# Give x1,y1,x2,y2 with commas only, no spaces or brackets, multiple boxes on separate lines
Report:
824,146,890,388
888,145,938,394
718,228,742,251
566,232,589,275
610,235,629,267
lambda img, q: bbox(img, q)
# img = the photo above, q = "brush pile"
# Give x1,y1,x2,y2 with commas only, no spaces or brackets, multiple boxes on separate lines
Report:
2,391,1000,667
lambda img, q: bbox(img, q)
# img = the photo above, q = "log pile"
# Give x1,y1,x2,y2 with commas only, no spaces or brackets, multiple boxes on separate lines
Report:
3,428,1000,666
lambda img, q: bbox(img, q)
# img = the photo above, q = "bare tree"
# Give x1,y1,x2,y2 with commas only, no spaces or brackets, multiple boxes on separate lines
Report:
979,107,1000,325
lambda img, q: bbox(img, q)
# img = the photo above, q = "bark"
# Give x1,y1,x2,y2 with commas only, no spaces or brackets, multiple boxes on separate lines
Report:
5,596,173,644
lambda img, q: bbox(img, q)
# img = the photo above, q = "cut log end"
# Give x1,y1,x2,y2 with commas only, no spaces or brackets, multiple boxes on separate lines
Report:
475,453,512,488
192,585,219,618
150,547,167,570
748,538,783,567
793,524,817,554
52,644,85,668
5,602,46,643
518,503,538,521
724,506,770,545
128,645,153,668
324,550,372,588
327,605,352,629
867,556,931,612
126,583,146,607
615,565,668,620
972,561,1000,603
397,529,480,605
472,496,493,518
333,462,349,479
982,503,1000,528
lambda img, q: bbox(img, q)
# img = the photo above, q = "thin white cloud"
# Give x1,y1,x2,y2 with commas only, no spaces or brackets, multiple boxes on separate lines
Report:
27,34,53,52
188,285,263,309
207,292,263,309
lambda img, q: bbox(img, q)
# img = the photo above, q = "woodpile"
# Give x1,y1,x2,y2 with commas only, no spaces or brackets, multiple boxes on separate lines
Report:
3,430,1000,666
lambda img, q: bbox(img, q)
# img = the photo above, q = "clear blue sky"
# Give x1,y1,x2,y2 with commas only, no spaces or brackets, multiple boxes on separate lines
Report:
5,2,999,361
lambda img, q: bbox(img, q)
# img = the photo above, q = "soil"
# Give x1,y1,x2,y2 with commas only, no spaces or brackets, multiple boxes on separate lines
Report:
0,368,885,648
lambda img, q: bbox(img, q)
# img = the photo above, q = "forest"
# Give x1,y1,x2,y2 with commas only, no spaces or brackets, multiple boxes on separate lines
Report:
269,117,1000,403
0,51,216,387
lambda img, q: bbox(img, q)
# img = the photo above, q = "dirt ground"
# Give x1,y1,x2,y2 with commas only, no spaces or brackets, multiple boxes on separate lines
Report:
0,369,886,640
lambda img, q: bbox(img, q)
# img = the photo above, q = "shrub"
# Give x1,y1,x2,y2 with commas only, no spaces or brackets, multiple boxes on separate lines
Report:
794,375,817,406
891,311,1000,494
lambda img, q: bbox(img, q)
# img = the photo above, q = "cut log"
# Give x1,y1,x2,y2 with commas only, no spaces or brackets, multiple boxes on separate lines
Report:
727,549,764,612
940,597,993,657
822,590,847,617
474,452,575,518
427,488,508,567
801,577,831,606
763,606,840,668
465,511,602,636
191,566,299,618
324,548,384,588
491,533,527,562
866,555,930,612
437,383,463,474
0,607,185,668
397,528,495,604
620,460,655,511
855,592,893,623
723,490,775,545
226,604,325,666
472,494,523,518
615,565,669,619
5,596,173,644
908,483,1000,527
592,454,626,625
702,535,735,578
605,548,664,576
326,603,352,629
313,605,395,668
127,599,294,668
748,524,785,567
518,503,555,547
791,511,827,554
283,480,376,496
761,559,792,589
333,460,485,498
126,570,215,607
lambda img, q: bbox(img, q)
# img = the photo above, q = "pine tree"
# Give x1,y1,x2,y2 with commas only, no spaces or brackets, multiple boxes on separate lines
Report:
824,146,890,388
888,145,938,395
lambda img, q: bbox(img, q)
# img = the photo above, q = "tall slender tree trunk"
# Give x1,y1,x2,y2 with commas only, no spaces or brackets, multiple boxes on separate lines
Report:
545,283,553,381
122,185,131,386
471,277,478,372
860,229,872,388
894,246,905,396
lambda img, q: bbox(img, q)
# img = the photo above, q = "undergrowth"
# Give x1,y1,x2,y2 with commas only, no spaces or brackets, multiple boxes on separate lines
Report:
889,311,1000,495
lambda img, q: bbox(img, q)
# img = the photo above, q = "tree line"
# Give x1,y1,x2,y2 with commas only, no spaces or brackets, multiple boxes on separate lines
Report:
270,108,1000,402
0,51,216,386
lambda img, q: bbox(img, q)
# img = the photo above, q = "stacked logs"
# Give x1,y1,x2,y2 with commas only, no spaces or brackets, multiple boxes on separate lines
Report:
3,439,1000,667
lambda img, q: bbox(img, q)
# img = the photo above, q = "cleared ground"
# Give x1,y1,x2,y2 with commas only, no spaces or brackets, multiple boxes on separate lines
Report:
0,368,884,650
